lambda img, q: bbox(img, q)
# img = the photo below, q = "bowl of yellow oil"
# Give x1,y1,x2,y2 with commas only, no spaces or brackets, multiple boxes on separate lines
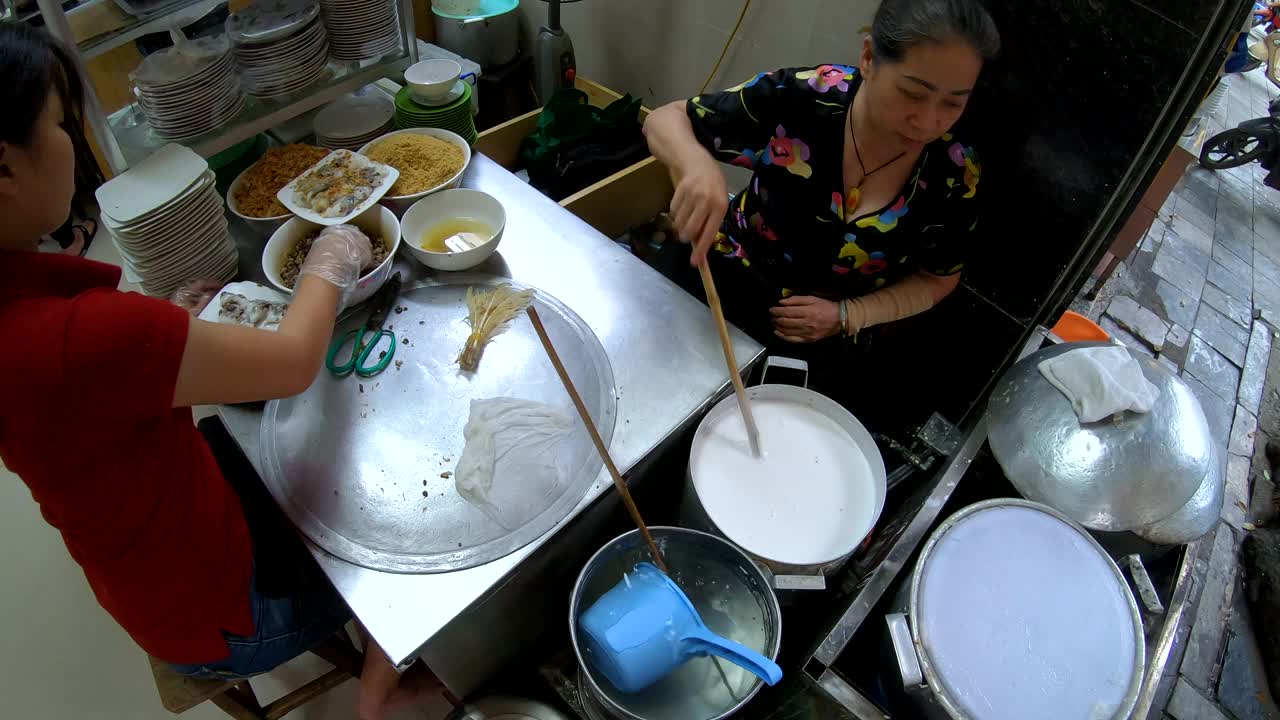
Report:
401,188,506,271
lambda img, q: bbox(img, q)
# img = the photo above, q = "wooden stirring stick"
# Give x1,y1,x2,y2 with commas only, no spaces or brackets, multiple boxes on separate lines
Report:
698,262,762,456
526,306,668,573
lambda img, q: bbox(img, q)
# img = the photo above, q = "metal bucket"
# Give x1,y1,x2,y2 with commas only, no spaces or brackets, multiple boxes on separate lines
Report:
569,527,782,720
432,0,520,69
682,358,886,590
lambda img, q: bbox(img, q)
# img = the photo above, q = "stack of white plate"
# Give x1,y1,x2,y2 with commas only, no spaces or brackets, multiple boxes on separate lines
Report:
95,145,239,298
227,0,331,99
314,90,395,150
131,35,243,141
320,0,402,61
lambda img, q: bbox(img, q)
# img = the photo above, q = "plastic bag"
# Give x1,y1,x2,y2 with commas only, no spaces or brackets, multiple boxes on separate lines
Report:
455,397,575,530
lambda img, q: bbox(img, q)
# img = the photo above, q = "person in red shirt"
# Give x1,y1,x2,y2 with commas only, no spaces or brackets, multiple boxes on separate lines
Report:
0,24,431,720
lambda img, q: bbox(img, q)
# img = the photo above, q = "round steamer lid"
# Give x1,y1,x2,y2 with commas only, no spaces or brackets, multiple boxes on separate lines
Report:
913,501,1142,720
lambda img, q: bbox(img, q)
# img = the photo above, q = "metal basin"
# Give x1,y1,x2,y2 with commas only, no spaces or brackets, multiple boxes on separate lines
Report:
1133,448,1224,545
569,527,782,720
986,342,1214,531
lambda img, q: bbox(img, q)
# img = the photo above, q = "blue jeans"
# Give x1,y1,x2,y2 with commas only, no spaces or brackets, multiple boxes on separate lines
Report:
170,567,352,680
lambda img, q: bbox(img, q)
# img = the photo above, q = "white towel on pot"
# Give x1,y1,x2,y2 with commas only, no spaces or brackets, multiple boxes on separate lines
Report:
1037,346,1159,423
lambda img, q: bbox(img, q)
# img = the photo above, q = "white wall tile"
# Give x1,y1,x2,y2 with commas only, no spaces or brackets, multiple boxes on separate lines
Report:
516,0,880,105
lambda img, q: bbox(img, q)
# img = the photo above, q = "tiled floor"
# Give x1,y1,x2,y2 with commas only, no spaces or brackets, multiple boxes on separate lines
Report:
0,240,452,719
1071,61,1280,719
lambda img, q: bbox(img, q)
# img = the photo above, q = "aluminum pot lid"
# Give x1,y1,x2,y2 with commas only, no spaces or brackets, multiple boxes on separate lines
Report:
912,500,1143,720
986,342,1213,531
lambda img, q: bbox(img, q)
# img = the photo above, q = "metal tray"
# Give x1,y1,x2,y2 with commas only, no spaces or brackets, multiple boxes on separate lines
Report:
260,276,616,573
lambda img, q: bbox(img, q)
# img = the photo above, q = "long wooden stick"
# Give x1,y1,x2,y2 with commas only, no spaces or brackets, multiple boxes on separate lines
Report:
698,262,761,456
526,306,667,573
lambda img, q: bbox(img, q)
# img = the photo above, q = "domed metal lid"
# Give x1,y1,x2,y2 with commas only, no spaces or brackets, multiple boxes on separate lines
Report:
986,342,1215,531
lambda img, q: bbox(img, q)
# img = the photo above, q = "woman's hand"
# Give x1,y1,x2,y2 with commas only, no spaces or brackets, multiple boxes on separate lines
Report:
770,296,841,343
299,224,373,303
171,226,373,408
670,156,729,266
643,102,728,267
168,279,224,316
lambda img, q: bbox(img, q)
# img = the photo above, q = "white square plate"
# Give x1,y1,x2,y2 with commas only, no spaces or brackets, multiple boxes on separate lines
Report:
95,145,208,224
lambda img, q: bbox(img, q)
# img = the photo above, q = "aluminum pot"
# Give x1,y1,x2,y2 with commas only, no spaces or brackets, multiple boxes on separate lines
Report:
569,527,782,720
987,341,1216,532
885,499,1145,720
681,358,887,591
432,0,520,69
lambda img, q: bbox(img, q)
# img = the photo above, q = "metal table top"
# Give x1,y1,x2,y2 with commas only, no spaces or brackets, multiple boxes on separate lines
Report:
214,153,764,667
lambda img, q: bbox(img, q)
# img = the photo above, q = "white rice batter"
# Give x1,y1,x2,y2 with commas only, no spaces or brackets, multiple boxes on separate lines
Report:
691,398,878,565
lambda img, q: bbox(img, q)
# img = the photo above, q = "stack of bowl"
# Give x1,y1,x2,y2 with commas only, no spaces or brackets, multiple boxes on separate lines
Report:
314,91,395,151
394,59,477,144
319,0,402,62
130,35,243,141
226,0,330,99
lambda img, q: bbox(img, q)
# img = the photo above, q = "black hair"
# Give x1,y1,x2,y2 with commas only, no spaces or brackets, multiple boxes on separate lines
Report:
870,0,1000,63
0,22,104,207
0,22,85,146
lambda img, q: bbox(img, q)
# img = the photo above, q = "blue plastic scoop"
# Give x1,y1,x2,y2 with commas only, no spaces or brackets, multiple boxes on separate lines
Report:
578,562,784,694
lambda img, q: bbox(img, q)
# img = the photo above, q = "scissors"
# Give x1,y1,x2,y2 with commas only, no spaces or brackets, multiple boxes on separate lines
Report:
324,272,402,378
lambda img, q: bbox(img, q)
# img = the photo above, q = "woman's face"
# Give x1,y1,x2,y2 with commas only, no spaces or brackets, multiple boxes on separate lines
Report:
858,37,983,153
0,90,76,242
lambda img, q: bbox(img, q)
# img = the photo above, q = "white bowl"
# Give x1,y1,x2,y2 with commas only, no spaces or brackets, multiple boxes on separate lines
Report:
357,127,472,216
262,204,401,308
227,165,292,236
400,189,505,272
405,58,461,102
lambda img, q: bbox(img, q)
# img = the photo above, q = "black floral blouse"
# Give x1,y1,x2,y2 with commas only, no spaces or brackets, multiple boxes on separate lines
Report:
686,65,983,303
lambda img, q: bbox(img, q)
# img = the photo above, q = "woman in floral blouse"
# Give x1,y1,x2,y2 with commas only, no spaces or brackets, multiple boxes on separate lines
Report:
645,0,999,357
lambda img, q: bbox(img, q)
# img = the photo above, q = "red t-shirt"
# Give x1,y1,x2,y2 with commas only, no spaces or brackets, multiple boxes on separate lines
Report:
0,250,254,664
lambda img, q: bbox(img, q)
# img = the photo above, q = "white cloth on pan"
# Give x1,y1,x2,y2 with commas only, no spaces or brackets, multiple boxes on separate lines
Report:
1038,346,1160,423
455,397,575,530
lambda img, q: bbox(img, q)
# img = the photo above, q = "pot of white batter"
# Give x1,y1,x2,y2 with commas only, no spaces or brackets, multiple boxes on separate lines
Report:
683,358,887,589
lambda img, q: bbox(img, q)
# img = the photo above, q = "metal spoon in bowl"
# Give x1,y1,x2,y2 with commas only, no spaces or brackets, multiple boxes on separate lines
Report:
444,232,487,253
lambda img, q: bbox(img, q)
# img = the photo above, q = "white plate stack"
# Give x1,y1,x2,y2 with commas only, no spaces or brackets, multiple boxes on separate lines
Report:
227,0,331,99
320,0,402,62
95,145,239,298
314,90,395,150
130,35,243,141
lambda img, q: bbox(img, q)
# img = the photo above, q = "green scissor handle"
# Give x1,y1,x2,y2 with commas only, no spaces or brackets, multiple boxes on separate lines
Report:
325,328,397,378
354,328,396,377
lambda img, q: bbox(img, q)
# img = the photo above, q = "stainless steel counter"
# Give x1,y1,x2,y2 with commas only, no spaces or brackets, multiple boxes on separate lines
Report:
213,153,764,693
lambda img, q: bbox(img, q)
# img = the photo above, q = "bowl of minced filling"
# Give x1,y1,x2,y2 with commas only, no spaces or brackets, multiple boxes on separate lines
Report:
262,203,402,308
358,128,471,216
228,143,330,234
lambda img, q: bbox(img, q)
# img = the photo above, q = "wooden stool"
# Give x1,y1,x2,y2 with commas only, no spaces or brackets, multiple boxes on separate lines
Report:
148,630,364,719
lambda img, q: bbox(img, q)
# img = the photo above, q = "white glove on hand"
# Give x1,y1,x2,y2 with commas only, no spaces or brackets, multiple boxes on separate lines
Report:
298,224,372,304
